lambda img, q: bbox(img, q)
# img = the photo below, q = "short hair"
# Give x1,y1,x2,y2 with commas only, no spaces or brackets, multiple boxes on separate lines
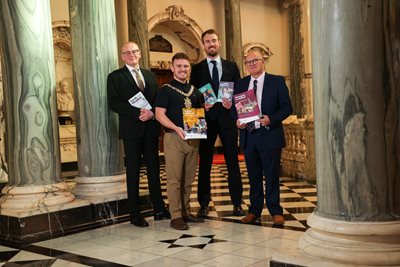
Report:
172,52,190,62
246,47,265,58
201,29,220,42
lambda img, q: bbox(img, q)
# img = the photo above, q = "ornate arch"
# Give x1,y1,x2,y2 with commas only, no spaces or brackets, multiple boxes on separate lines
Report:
242,42,273,59
148,5,204,64
242,42,274,75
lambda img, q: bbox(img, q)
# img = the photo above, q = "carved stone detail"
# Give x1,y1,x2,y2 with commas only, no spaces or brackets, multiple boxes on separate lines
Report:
148,5,204,63
282,115,316,181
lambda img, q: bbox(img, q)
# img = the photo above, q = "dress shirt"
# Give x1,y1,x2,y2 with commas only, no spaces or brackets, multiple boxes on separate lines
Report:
126,64,146,89
207,57,222,82
248,72,266,129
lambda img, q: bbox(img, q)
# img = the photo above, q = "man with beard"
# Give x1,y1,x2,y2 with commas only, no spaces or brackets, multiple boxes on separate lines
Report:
190,29,244,218
155,52,205,230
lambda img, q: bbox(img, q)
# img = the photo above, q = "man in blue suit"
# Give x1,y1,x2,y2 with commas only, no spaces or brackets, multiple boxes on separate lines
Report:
107,42,170,227
233,47,292,225
190,29,244,218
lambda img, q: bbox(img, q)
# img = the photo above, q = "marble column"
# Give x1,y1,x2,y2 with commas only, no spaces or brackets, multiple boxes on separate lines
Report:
299,1,400,266
114,0,129,67
288,1,306,117
0,56,6,183
68,0,126,200
127,0,150,69
224,0,243,75
0,0,74,214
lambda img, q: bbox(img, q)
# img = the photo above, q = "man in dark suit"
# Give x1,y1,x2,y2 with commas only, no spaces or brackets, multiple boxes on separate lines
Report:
233,47,292,225
190,29,244,217
107,42,170,227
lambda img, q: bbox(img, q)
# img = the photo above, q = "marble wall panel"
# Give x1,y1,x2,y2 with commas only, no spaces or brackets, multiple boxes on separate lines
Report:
0,0,61,186
68,0,124,177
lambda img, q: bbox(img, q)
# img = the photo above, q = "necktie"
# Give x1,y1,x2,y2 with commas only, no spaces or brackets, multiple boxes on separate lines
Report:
246,80,258,133
132,69,145,91
210,60,219,93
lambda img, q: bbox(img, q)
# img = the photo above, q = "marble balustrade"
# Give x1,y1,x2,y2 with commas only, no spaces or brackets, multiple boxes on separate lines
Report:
282,115,316,181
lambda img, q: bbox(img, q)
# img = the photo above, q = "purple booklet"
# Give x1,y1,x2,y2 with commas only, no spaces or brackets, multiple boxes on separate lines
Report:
233,89,261,123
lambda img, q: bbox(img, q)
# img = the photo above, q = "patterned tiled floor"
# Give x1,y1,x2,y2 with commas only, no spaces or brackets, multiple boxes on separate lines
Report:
139,161,317,232
0,161,318,266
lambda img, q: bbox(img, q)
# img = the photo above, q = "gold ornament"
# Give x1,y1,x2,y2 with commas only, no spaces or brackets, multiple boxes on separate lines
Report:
165,84,195,108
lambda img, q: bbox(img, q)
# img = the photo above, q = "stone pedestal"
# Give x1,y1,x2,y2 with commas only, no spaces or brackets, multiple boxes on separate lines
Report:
73,174,127,201
299,213,400,266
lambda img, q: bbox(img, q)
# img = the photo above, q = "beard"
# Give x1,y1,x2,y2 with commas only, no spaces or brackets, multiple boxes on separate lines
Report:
206,48,219,57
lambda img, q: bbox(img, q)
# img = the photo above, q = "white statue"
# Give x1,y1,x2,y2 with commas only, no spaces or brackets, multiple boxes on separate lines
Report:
57,79,74,113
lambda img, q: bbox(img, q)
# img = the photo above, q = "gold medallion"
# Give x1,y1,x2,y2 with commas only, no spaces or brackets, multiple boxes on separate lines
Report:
184,97,192,108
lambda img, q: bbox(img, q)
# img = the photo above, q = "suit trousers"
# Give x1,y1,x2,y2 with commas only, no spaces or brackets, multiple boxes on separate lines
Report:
163,132,199,219
123,135,165,218
198,119,242,207
243,130,283,216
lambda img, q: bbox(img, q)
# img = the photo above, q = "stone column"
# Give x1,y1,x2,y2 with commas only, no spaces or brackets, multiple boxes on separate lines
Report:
288,1,306,117
114,0,129,67
299,1,400,266
68,0,125,200
127,0,150,69
0,0,74,214
224,0,243,75
0,56,6,183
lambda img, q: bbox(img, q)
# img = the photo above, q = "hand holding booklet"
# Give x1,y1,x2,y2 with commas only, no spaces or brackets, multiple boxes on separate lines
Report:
233,89,261,124
182,108,207,139
128,91,152,110
198,83,218,105
217,81,234,102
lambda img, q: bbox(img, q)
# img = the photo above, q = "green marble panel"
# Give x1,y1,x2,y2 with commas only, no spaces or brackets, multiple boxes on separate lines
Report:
69,0,124,177
0,0,61,186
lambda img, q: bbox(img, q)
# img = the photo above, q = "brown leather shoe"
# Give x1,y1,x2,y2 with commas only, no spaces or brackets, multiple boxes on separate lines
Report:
183,214,204,223
170,218,189,230
241,213,259,224
272,215,285,225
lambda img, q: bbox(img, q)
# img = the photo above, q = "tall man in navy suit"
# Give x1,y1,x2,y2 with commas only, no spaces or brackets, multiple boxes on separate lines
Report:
107,42,170,227
233,47,292,225
190,29,244,217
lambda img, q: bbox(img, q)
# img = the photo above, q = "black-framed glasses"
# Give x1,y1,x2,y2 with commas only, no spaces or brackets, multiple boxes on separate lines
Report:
245,58,263,65
122,49,140,55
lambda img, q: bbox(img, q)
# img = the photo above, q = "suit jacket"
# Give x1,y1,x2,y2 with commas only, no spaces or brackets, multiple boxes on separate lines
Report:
233,73,292,150
190,59,240,128
107,66,160,139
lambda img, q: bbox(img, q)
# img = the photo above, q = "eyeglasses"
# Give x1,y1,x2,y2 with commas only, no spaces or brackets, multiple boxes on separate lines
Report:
245,58,263,65
122,49,140,55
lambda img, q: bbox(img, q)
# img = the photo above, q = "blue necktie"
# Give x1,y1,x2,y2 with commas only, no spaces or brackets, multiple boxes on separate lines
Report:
210,60,219,93
246,80,258,133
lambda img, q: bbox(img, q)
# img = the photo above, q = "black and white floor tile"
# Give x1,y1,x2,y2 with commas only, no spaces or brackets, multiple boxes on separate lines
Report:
140,161,317,232
0,162,319,267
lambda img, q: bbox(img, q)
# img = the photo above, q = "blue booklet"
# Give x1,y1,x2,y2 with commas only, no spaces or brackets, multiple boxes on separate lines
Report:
217,81,234,102
198,83,218,105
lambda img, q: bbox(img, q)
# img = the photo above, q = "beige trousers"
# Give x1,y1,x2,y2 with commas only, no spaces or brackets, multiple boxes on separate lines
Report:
163,132,199,219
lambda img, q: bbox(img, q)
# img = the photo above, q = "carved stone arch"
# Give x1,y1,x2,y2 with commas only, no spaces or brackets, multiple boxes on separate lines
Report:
148,5,204,64
242,42,274,59
242,42,274,75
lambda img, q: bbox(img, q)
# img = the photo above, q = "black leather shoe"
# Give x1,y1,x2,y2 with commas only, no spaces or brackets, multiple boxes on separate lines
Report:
154,209,171,220
183,214,205,223
233,205,245,216
196,206,209,218
130,216,149,227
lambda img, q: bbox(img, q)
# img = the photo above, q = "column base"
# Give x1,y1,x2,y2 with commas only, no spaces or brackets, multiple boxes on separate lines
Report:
299,213,400,266
0,182,75,216
73,174,127,202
